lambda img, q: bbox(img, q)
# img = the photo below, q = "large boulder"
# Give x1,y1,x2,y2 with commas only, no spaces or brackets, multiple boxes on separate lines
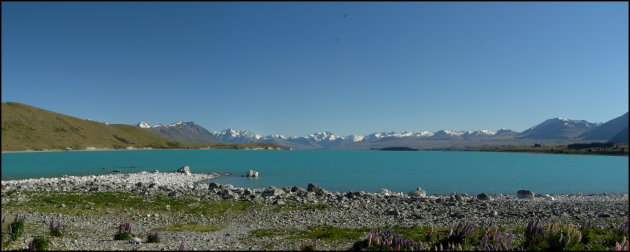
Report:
244,170,259,177
409,187,427,197
477,193,492,201
517,190,535,199
176,165,191,176
307,183,325,195
262,186,285,197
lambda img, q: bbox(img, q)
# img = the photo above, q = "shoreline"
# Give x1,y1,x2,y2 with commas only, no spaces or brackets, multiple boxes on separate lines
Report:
2,172,628,250
4,148,628,157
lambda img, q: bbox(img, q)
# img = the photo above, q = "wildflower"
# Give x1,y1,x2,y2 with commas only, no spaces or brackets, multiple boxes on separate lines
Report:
179,240,185,251
28,241,34,251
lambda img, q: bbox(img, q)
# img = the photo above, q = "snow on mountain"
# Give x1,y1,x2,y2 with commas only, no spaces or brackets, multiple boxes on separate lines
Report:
136,122,152,128
517,117,599,139
464,129,497,136
212,128,263,143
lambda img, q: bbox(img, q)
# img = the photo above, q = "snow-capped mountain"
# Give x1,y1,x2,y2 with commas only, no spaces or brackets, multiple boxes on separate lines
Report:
133,114,616,149
516,117,600,140
212,128,263,143
136,122,152,128
135,121,219,143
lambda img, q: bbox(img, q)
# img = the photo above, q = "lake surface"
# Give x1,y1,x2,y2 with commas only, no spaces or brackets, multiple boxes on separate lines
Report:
2,150,628,194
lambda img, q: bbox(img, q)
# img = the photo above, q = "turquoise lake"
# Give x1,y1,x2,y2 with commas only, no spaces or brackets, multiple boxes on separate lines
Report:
1,150,628,194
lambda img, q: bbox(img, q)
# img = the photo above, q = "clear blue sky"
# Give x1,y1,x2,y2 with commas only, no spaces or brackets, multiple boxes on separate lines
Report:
2,2,628,136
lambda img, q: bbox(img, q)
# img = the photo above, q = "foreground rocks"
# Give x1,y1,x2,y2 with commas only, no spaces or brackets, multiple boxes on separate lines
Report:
1,172,628,251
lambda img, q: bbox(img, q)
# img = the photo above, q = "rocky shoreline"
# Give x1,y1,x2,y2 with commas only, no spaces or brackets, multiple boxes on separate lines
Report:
1,171,628,251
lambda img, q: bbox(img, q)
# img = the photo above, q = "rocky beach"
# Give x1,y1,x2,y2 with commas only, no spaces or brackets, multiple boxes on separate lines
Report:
1,170,628,251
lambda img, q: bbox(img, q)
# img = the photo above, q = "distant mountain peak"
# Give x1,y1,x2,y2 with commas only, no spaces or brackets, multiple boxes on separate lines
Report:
137,122,152,128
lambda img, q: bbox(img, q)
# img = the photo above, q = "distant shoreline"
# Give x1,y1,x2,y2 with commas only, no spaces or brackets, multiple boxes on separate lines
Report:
3,148,628,156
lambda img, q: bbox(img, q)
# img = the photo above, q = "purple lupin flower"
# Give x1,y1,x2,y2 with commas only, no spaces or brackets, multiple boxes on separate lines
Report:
179,240,185,251
50,220,54,228
14,214,19,221
9,223,13,234
22,216,26,222
28,241,34,251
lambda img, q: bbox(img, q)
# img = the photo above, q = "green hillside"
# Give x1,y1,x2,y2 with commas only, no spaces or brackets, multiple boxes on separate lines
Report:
1,102,288,151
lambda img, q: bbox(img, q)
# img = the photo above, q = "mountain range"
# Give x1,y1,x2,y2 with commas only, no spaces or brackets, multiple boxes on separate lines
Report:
0,102,287,151
134,113,628,150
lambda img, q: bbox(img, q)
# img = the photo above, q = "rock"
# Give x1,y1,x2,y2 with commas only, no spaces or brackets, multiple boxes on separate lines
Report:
307,183,325,195
542,194,555,201
220,189,238,199
130,237,142,244
152,170,159,174
409,187,427,197
477,193,492,201
450,194,464,202
517,190,535,199
164,205,171,211
262,187,284,197
378,188,392,196
386,209,401,216
177,165,191,176
273,200,285,205
208,183,221,191
245,170,259,177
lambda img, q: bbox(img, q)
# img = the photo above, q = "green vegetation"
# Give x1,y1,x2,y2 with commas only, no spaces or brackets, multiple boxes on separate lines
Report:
1,102,289,151
151,223,220,232
479,143,628,156
30,236,49,251
1,191,261,217
146,232,160,243
8,216,26,241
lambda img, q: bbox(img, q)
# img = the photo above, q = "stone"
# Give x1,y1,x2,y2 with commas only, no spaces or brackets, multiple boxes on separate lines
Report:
176,165,191,176
130,237,142,244
245,170,259,177
378,188,392,196
262,187,285,197
220,189,239,199
477,193,491,201
208,183,221,190
386,209,401,216
307,183,325,195
450,193,463,202
542,194,555,201
517,190,535,199
409,187,427,197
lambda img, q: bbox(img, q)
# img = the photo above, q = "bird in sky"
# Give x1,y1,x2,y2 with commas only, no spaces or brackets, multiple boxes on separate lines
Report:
343,13,347,18
337,38,341,43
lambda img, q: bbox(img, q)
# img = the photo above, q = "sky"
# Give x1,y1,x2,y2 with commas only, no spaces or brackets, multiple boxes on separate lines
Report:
2,2,628,136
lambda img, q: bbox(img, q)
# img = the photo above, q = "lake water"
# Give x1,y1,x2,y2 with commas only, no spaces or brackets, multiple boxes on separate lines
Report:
1,150,627,194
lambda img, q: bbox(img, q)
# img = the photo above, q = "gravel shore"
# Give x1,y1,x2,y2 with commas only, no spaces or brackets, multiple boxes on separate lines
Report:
1,172,628,251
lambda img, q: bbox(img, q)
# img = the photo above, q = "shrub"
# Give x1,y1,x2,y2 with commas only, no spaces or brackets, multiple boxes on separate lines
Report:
146,232,160,243
114,222,133,240
49,220,66,237
524,221,584,251
8,215,26,241
29,236,49,251
301,241,318,251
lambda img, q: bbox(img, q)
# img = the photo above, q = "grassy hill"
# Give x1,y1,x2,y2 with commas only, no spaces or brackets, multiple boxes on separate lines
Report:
1,102,288,151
